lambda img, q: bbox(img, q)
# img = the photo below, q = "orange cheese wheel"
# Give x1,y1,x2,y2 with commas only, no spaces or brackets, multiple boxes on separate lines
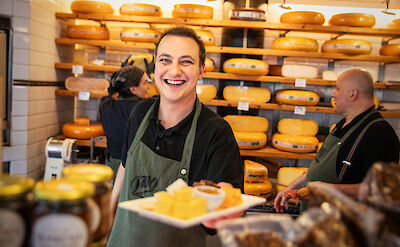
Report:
172,4,213,19
272,37,319,52
71,1,113,14
224,115,269,133
67,25,109,40
194,29,215,46
329,13,375,27
127,53,153,64
62,117,105,139
223,86,271,104
272,133,318,153
322,39,372,55
244,160,268,183
280,11,325,25
120,28,161,43
275,90,319,106
380,44,400,57
223,58,269,76
244,180,272,198
120,3,162,16
278,118,319,136
233,131,267,150
196,84,217,101
204,58,215,72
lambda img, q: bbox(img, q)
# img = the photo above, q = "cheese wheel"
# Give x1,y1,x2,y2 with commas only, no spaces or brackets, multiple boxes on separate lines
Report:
268,65,282,76
194,29,215,46
317,142,323,152
223,86,271,104
230,8,266,21
233,131,267,149
272,133,318,153
204,58,215,72
278,119,319,136
119,3,162,16
322,39,372,55
224,115,269,132
275,90,319,106
62,117,105,139
172,4,213,19
388,19,400,29
277,167,308,187
120,28,161,43
322,70,338,81
196,84,217,101
272,37,319,52
281,64,318,79
379,44,400,57
244,160,268,183
67,25,109,40
223,58,269,76
280,11,325,25
329,13,376,27
127,53,153,64
71,1,113,14
244,180,272,198
65,77,109,93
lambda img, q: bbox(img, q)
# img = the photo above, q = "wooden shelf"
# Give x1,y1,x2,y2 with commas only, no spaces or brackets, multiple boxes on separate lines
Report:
240,146,316,160
56,38,155,49
55,62,119,72
55,89,107,98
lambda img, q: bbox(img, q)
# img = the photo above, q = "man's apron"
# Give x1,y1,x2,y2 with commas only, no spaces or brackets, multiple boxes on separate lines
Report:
107,99,207,247
106,156,121,185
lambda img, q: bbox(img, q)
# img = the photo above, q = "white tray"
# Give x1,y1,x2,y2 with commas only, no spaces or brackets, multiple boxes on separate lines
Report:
119,194,266,229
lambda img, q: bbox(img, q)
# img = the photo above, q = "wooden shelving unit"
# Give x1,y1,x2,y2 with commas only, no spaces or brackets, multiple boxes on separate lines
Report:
240,146,316,160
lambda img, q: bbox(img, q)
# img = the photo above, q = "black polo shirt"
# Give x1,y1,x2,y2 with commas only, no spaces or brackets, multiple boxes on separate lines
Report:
121,97,244,190
332,106,400,183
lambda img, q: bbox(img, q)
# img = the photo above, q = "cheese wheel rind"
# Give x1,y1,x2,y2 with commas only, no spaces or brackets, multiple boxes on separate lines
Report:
62,118,105,139
119,3,162,16
223,58,269,76
244,160,268,183
280,11,325,25
244,180,272,198
223,86,271,104
224,115,269,133
234,131,267,150
379,44,400,57
277,167,308,187
388,19,400,29
172,4,213,19
329,13,376,27
67,25,109,40
204,58,215,72
275,90,319,106
278,118,319,136
281,64,318,79
120,28,161,43
272,37,319,52
194,29,215,46
322,39,372,55
196,84,217,100
71,1,113,14
272,133,318,153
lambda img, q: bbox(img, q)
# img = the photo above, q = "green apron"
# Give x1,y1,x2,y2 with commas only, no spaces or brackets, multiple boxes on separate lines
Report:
106,156,121,185
107,99,207,247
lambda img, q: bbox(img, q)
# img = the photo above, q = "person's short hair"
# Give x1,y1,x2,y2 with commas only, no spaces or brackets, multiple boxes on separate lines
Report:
154,26,206,68
109,65,144,98
342,69,374,99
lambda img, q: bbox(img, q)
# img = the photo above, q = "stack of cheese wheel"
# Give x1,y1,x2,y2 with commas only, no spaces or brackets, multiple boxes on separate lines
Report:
62,117,105,139
196,84,217,101
329,13,376,27
194,29,215,46
272,37,318,52
119,3,162,16
281,64,318,79
120,28,161,43
272,118,319,153
280,11,325,25
275,90,319,106
71,1,113,14
223,58,269,76
172,4,213,19
380,43,400,57
322,39,372,55
204,58,215,72
276,167,308,193
223,86,271,104
67,25,109,40
224,115,268,150
244,160,272,198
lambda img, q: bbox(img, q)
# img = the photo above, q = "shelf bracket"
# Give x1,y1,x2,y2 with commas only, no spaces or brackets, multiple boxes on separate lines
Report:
279,30,290,37
331,33,344,40
327,59,335,71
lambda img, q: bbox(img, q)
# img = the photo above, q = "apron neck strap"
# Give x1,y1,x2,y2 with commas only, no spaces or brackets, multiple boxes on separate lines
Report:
339,108,377,141
180,99,202,165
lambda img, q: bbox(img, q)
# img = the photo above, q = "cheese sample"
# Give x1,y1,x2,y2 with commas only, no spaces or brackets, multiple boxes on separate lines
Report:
196,84,217,100
218,187,243,210
71,1,113,14
322,70,338,81
120,3,162,16
277,118,319,136
223,58,269,76
120,28,161,43
172,4,213,19
230,8,266,21
280,11,325,25
322,39,372,55
379,44,400,57
234,131,267,150
244,160,268,183
62,117,105,140
329,13,376,27
244,180,272,198
224,115,269,132
272,37,319,52
275,90,319,106
67,25,109,40
223,86,271,103
281,64,318,79
65,77,109,93
204,58,215,72
272,133,318,153
194,29,215,46
277,167,308,186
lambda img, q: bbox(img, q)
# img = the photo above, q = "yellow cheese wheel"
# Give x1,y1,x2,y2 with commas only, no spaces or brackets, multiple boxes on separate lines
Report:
120,28,161,43
196,84,217,101
224,115,269,133
71,1,113,14
244,160,268,183
62,117,105,139
119,3,162,16
277,167,308,187
127,53,153,64
223,58,269,76
244,180,272,198
204,58,215,72
234,131,267,150
278,118,318,136
272,133,318,153
272,37,319,52
194,29,215,46
275,90,319,106
280,11,325,25
223,86,271,104
67,25,109,40
322,39,372,55
172,4,213,19
329,13,376,27
380,44,400,57
388,19,400,29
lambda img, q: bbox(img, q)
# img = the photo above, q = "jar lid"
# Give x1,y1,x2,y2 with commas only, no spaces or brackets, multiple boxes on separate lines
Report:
34,179,94,201
63,164,113,183
0,175,35,199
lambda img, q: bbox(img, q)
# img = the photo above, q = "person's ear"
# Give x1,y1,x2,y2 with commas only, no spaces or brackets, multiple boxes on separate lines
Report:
198,63,205,80
129,86,137,95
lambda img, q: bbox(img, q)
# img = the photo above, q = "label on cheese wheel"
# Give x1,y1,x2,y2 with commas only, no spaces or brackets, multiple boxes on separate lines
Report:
324,44,370,50
277,94,318,102
273,140,316,150
225,63,268,71
231,11,265,19
294,106,306,115
198,35,214,43
121,32,160,39
237,102,249,111
122,6,160,13
237,140,266,146
295,78,307,87
177,8,209,15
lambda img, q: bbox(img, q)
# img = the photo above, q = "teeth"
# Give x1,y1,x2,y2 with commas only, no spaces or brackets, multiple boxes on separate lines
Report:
165,79,185,85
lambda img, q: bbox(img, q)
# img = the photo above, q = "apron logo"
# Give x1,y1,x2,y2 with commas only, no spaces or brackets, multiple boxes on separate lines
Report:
130,176,158,197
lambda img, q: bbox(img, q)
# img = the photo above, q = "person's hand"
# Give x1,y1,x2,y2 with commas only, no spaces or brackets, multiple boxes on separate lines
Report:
274,189,290,213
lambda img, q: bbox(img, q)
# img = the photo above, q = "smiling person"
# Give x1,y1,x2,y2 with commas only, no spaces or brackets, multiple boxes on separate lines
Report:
106,27,243,247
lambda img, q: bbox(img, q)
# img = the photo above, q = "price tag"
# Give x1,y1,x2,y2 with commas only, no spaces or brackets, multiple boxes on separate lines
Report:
294,106,306,115
295,78,307,87
72,65,83,74
78,92,90,101
237,102,249,111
